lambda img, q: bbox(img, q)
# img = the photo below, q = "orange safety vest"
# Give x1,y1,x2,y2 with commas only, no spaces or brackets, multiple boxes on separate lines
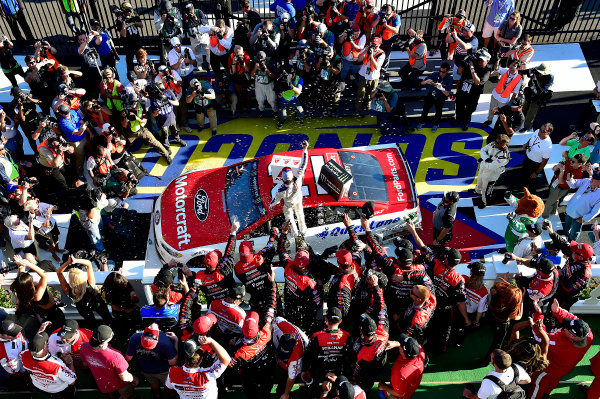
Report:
512,46,535,62
94,155,113,176
163,73,182,94
375,13,397,40
363,49,384,71
210,31,227,52
495,71,522,98
354,10,377,32
326,1,345,27
408,42,427,66
37,140,64,167
342,40,362,59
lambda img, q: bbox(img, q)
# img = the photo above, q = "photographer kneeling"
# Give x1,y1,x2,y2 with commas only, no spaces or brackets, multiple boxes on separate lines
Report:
186,78,217,136
370,80,411,135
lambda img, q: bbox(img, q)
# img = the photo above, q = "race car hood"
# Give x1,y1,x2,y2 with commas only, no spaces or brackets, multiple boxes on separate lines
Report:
159,168,231,252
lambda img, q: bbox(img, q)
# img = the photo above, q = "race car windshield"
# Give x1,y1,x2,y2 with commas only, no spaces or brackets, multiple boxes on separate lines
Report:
224,160,266,232
339,151,388,202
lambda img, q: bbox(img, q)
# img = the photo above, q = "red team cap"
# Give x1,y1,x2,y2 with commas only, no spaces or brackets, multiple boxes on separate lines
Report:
141,324,160,350
371,36,382,46
242,311,260,342
336,249,353,267
204,251,219,267
193,313,218,335
294,250,310,267
239,241,254,263
569,241,594,258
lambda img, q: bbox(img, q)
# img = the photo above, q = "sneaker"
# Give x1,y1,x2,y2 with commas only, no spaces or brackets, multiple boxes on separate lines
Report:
431,125,438,133
182,126,192,133
478,202,487,209
416,123,423,131
461,123,469,131
277,122,283,129
480,120,492,128
174,137,188,147
165,155,173,165
212,130,217,136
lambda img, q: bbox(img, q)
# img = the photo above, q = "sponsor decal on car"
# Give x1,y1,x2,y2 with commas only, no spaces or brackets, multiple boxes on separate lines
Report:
174,175,192,249
194,189,210,221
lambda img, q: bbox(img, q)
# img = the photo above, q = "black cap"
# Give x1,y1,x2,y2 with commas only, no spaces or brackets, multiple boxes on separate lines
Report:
0,316,22,337
561,317,590,339
10,86,22,96
183,339,199,358
90,325,113,347
57,104,70,116
335,376,355,399
154,265,177,288
393,237,413,252
398,333,420,358
444,191,459,203
468,261,486,276
90,18,100,27
394,247,414,264
531,257,555,274
544,240,561,251
326,307,343,323
59,319,79,340
361,201,375,219
276,333,296,361
359,314,377,336
509,94,524,107
445,247,462,265
30,332,49,354
526,223,542,236
228,282,246,300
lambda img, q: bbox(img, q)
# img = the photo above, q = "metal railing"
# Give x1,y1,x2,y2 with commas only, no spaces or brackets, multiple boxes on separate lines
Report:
0,0,598,56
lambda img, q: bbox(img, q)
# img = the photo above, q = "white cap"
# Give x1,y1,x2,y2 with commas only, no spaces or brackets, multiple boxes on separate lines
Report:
465,23,476,32
102,123,111,131
170,37,180,46
317,23,327,34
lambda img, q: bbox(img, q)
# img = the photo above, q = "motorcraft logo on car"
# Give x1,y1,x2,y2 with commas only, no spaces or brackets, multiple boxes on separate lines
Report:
194,189,210,221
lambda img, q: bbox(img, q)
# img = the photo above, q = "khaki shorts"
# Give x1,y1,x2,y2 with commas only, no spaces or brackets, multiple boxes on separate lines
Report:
142,371,169,386
482,21,498,38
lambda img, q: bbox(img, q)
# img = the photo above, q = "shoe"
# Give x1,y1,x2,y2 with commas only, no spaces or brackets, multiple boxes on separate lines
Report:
416,123,423,131
461,123,469,131
277,122,283,129
182,126,192,133
165,155,173,165
174,136,187,147
212,130,217,136
478,202,487,209
481,120,492,128
163,141,172,154
431,125,438,133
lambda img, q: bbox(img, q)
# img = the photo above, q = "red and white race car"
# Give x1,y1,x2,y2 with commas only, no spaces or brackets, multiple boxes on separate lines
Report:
153,143,420,265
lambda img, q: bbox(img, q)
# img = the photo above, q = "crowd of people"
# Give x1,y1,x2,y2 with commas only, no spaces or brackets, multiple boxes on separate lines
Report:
0,0,599,398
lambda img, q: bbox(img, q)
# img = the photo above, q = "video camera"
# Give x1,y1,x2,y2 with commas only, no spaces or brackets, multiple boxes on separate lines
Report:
19,176,38,187
38,113,59,129
398,36,415,51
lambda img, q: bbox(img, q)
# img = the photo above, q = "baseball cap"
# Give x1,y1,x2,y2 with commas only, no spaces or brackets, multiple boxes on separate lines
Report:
445,247,462,265
204,251,219,267
90,18,100,27
394,247,413,264
398,333,420,358
393,237,414,252
531,257,555,274
193,313,217,335
57,104,70,115
90,325,113,347
294,249,309,267
509,94,524,108
183,339,199,358
59,319,79,340
228,282,246,300
544,240,561,251
475,48,491,62
30,332,49,354
239,241,254,263
593,170,600,181
371,36,382,46
336,249,353,267
335,376,355,399
326,307,343,323
242,311,260,343
276,333,296,361
464,23,476,32
444,191,460,202
351,24,360,31
170,37,180,47
455,9,466,18
0,316,22,337
141,324,160,350
10,86,22,96
468,261,486,276
102,123,111,132
122,1,133,10
526,223,542,236
569,241,594,258
561,317,590,338
359,314,377,336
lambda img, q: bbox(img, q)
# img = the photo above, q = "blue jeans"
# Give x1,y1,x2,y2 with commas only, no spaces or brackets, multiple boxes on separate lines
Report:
340,59,362,82
81,216,104,251
564,214,583,242
278,98,304,124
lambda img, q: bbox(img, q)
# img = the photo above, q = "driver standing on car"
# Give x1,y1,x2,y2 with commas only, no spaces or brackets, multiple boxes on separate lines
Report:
270,140,309,238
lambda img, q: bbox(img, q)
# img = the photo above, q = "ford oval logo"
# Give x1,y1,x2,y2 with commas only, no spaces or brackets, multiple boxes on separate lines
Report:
194,189,209,222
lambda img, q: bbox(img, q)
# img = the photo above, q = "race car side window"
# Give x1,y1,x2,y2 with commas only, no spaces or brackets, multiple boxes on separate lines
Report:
245,213,286,238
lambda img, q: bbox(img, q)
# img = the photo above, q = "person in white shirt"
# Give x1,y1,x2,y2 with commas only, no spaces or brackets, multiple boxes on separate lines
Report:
564,171,600,241
24,199,63,261
198,19,233,74
520,123,553,194
0,316,27,377
4,214,36,257
463,349,530,399
476,134,511,208
482,59,523,127
512,223,543,260
355,36,385,114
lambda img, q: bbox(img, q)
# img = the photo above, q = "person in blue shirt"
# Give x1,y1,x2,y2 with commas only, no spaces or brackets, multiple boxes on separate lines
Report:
89,18,120,79
0,0,33,41
276,68,304,129
416,62,453,133
140,287,181,332
270,0,296,20
125,323,178,399
482,0,515,50
57,103,89,178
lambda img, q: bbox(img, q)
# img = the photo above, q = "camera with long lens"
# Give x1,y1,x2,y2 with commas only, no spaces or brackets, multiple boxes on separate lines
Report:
376,91,385,98
448,24,455,33
502,253,512,264
366,45,373,56
20,176,38,186
215,29,224,40
235,54,244,64
344,28,353,42
399,36,415,51
0,262,20,274
183,48,192,60
378,11,386,25
38,113,59,129
313,33,322,43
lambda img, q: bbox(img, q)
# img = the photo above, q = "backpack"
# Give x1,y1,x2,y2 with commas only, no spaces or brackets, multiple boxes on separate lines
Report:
483,364,527,399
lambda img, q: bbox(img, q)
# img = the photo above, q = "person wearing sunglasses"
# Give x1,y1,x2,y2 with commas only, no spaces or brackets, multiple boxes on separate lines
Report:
520,122,553,194
559,130,595,162
520,63,555,133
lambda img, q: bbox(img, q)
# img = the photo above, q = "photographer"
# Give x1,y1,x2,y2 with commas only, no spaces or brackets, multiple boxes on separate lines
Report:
543,154,590,221
397,28,427,88
52,83,84,116
167,38,196,133
325,0,359,35
487,94,524,144
182,2,210,64
37,135,73,192
120,92,172,164
134,48,157,80
56,65,86,102
251,51,278,116
275,12,295,60
296,3,318,40
25,199,63,262
355,36,385,114
57,103,90,179
455,48,492,130
476,134,510,209
374,4,401,75
370,80,407,135
148,81,182,152
215,71,239,116
228,45,252,113
311,47,342,115
520,63,554,133
355,0,379,43
312,23,335,50
506,34,534,70
8,87,43,154
100,68,126,126
153,0,182,64
250,20,280,58
482,58,522,128
82,99,112,136
34,40,59,72
198,19,232,74
437,9,468,60
89,19,120,79
276,67,305,129
87,144,115,187
338,25,365,82
75,184,109,251
24,55,56,114
446,22,478,82
291,39,313,81
116,1,143,72
416,62,453,133
76,30,102,101
186,78,217,136
0,36,25,88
